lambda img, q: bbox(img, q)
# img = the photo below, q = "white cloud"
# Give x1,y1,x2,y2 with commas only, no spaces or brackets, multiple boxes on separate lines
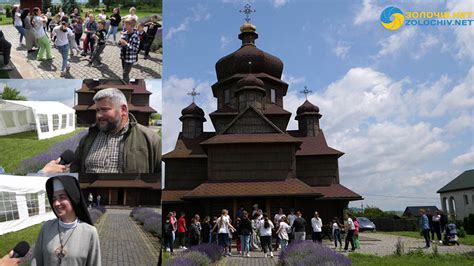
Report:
146,80,162,113
447,0,474,61
220,35,231,49
445,113,474,135
452,147,474,166
332,41,350,59
354,0,381,25
412,34,439,60
272,0,289,8
376,27,417,58
165,5,211,40
281,74,305,87
162,76,215,153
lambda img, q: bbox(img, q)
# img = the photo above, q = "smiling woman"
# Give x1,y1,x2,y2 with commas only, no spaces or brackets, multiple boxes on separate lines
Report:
31,175,101,266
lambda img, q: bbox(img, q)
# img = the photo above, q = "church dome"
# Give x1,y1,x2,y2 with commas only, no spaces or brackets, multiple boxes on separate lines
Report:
215,23,284,81
181,102,205,117
296,100,320,115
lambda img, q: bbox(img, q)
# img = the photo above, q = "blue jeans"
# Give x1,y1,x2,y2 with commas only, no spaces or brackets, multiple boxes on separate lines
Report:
107,25,118,42
240,235,250,256
334,229,342,247
15,26,25,43
57,43,69,71
280,239,288,251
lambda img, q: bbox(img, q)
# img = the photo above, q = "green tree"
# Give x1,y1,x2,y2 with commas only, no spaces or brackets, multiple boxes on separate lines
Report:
62,0,79,15
103,0,118,11
87,0,100,8
43,0,53,12
363,206,385,219
0,86,27,100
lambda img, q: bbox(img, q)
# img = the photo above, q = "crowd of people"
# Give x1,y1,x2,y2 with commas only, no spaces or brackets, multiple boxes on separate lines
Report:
163,205,363,258
419,209,458,248
3,5,161,80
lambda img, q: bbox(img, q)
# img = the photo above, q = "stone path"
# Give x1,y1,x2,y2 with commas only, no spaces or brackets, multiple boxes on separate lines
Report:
98,208,159,266
1,25,162,79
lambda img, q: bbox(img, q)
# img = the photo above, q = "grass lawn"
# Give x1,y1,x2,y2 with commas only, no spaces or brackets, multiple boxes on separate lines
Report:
161,251,170,265
381,231,474,246
350,252,474,266
0,223,43,256
0,129,84,173
0,14,12,26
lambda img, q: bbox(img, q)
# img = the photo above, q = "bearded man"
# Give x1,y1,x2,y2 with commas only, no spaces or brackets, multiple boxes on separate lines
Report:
41,88,161,173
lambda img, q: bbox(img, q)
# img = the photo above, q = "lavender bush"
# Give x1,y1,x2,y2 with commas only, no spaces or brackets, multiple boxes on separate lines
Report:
14,130,87,174
130,207,143,217
135,208,156,223
132,207,153,219
279,241,351,266
180,251,211,266
144,214,162,236
165,257,196,266
89,208,104,224
184,243,222,262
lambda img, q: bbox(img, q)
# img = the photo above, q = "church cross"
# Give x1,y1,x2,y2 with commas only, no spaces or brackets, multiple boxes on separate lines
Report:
300,86,312,100
187,88,200,103
240,3,256,23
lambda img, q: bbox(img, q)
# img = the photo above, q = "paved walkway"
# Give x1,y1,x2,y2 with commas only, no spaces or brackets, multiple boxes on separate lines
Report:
208,232,474,265
98,208,159,266
1,25,162,79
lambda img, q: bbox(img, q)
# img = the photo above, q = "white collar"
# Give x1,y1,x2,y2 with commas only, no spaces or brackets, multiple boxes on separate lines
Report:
58,217,80,229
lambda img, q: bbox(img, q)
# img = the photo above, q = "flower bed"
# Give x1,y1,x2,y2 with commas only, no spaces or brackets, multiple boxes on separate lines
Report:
130,207,161,236
89,207,107,225
166,243,223,265
14,130,87,174
279,241,351,266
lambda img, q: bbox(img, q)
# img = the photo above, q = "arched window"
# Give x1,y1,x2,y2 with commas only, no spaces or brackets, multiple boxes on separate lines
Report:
442,197,448,213
448,196,456,218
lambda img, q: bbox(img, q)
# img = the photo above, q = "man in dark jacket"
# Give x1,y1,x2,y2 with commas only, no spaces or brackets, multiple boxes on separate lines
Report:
41,88,161,174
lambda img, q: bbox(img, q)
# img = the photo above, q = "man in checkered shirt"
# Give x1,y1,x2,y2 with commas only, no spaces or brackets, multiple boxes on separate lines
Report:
118,17,140,82
41,88,161,174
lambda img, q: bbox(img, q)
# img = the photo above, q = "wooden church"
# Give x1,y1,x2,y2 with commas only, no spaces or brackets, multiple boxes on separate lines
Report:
162,17,362,229
73,79,156,126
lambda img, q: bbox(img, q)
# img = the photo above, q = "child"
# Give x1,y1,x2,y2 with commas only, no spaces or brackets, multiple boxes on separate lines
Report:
106,7,121,44
137,24,147,55
49,14,61,42
118,17,140,82
73,16,83,49
88,20,106,67
143,15,161,59
81,13,96,56
98,9,107,21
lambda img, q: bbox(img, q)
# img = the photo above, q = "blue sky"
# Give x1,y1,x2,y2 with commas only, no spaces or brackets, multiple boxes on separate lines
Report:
0,80,162,113
163,0,473,210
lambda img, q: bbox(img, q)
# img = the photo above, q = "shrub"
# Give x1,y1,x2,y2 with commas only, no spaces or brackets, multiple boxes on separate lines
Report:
135,209,157,223
180,251,211,266
463,214,474,234
89,208,103,224
279,241,351,266
144,215,161,236
94,206,107,214
394,237,404,256
165,257,196,266
185,243,222,262
458,227,466,238
132,207,153,220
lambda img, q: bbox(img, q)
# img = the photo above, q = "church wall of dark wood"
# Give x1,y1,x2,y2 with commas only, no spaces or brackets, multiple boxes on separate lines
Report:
131,112,150,126
164,159,208,190
296,155,339,186
211,115,237,133
207,144,296,181
77,93,94,105
131,95,150,106
265,116,289,131
226,110,276,134
76,111,95,126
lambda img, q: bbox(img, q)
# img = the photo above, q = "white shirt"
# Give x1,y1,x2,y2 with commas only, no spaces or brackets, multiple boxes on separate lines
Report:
98,14,107,21
347,218,355,230
14,12,22,26
278,222,290,240
311,217,322,232
123,14,138,21
33,16,46,38
217,215,230,234
258,219,274,236
53,26,73,46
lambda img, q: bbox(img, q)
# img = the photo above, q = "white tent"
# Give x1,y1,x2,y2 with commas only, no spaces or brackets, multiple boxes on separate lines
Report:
0,100,75,140
0,175,56,235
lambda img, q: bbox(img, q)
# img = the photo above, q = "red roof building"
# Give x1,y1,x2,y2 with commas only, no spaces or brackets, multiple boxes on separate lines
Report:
163,21,361,230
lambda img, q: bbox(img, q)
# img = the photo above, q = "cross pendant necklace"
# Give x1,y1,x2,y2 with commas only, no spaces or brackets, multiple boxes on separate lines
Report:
56,221,77,265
